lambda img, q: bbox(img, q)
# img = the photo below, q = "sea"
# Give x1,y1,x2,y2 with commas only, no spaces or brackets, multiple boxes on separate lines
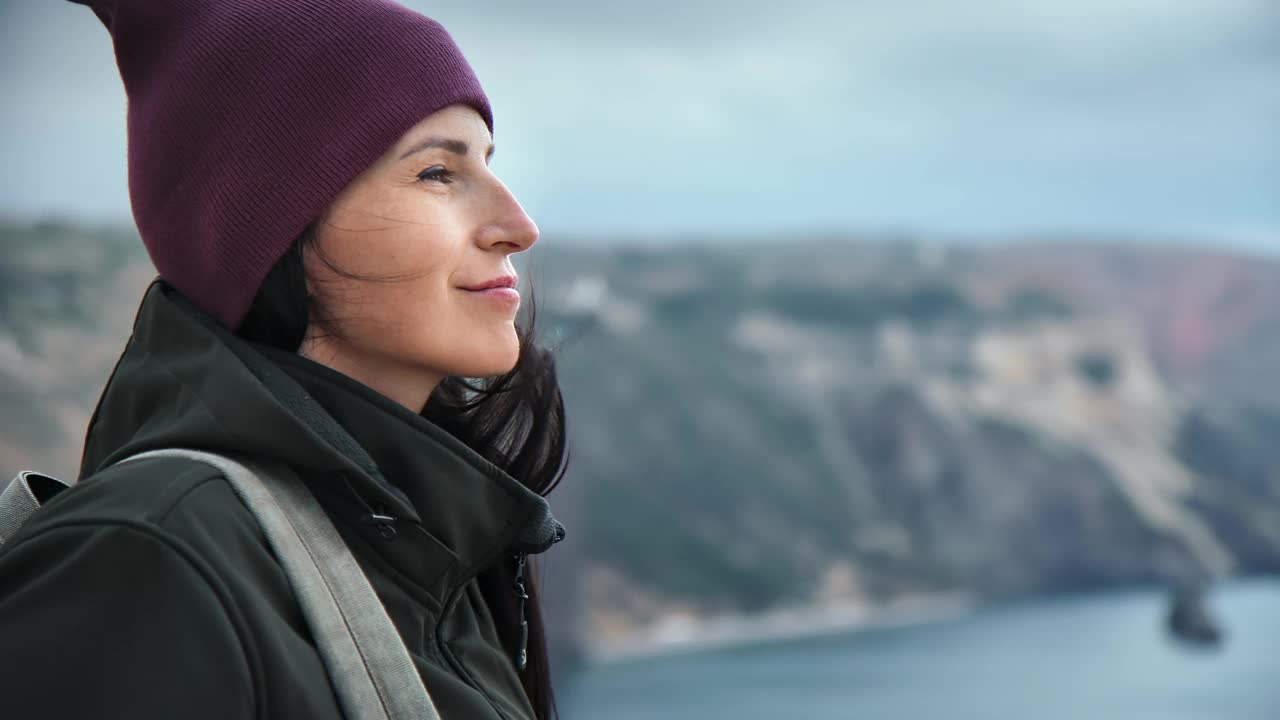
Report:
558,579,1280,720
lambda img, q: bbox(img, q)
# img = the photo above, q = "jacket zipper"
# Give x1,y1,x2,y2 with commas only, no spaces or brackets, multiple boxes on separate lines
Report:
512,553,530,672
512,518,566,673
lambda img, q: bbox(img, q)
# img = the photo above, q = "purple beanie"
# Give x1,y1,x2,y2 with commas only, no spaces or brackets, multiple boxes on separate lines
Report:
70,0,493,330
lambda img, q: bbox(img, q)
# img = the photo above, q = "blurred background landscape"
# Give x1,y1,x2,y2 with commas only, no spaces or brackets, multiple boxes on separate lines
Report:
3,0,1278,718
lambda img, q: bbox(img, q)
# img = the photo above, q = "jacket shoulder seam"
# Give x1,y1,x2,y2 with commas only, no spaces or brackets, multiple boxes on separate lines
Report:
66,456,227,527
152,464,237,526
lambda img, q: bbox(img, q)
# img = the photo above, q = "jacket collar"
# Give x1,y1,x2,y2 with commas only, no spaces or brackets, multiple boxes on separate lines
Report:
81,280,563,586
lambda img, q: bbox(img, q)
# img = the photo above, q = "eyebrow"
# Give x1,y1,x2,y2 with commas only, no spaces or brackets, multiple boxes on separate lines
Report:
397,136,495,162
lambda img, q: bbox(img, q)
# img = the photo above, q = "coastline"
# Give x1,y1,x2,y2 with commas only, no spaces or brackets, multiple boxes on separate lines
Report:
584,591,977,665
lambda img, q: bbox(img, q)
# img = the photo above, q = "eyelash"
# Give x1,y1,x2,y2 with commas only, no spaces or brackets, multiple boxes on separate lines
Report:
416,165,454,184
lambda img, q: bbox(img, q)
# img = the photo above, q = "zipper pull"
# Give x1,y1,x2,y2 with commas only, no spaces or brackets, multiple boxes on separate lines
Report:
513,553,529,672
362,511,398,541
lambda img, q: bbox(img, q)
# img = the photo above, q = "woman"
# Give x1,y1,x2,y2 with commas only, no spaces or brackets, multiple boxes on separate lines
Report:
0,1,567,719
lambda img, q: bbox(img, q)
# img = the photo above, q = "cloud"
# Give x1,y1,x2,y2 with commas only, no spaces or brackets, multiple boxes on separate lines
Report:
424,0,1278,240
2,0,1276,246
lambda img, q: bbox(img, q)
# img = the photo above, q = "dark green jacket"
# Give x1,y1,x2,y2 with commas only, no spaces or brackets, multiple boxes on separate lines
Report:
0,280,564,720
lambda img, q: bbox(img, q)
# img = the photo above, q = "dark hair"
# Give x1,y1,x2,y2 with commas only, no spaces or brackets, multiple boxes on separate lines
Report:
238,221,567,719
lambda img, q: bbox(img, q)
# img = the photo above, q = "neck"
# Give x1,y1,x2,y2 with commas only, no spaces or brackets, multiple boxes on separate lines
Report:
300,333,442,414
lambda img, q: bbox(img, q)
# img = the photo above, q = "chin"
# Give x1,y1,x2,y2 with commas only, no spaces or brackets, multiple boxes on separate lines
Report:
453,339,521,378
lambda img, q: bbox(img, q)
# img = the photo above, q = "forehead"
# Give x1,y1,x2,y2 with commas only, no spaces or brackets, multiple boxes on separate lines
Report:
394,104,491,152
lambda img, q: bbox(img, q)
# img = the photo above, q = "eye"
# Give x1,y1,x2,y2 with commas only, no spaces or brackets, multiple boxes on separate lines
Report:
416,165,454,184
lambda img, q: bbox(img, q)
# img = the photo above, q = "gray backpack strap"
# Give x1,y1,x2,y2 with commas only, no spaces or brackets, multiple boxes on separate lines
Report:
118,448,441,720
0,471,74,548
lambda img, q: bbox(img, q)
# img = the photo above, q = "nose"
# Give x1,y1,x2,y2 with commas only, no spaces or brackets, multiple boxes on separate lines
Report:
476,179,539,254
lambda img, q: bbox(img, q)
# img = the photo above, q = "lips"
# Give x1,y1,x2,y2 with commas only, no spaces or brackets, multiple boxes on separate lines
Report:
460,275,518,292
459,274,522,310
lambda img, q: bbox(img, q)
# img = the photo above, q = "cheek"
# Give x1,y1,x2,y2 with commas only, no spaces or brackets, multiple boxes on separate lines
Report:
311,216,520,374
325,222,451,278
312,227,456,328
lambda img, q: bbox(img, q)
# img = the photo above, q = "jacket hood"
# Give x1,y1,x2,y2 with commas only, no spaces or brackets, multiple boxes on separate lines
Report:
81,280,564,576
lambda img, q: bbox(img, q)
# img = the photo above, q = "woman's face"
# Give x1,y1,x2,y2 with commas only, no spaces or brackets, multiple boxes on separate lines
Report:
301,103,539,411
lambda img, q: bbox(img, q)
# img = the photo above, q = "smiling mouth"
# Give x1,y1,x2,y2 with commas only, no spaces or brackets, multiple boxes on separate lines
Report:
460,275,518,292
460,279,519,307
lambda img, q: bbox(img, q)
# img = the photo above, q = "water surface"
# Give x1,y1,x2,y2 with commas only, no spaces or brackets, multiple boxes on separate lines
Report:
561,580,1280,719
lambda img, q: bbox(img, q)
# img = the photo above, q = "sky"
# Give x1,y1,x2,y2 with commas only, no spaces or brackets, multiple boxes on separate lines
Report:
1,0,1277,251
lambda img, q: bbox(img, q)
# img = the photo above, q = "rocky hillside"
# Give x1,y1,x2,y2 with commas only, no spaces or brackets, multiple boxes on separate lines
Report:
530,238,1280,654
4,222,1280,660
1,220,152,478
